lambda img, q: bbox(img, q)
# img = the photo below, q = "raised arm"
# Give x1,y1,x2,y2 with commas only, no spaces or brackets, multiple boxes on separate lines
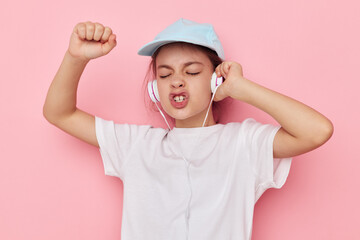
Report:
214,61,334,158
43,22,117,147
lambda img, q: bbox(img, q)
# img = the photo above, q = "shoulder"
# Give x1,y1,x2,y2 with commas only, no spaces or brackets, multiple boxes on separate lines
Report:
95,116,168,138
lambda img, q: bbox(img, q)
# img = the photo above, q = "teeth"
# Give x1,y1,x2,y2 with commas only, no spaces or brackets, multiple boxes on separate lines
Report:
174,95,186,102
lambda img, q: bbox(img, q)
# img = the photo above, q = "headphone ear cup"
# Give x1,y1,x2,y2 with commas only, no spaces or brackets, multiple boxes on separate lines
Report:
148,80,160,103
211,72,223,93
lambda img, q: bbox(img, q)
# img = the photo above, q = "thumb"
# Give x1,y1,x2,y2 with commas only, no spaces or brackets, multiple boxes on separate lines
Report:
102,34,117,55
213,85,227,102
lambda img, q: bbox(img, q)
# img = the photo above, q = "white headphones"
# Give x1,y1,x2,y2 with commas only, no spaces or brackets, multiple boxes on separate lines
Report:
147,72,223,103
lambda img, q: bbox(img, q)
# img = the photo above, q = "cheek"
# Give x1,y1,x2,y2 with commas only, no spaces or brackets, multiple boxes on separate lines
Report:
198,79,212,96
191,84,212,104
156,82,168,102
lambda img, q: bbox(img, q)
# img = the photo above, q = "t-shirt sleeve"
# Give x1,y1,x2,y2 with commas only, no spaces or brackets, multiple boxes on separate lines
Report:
95,116,151,179
241,118,292,203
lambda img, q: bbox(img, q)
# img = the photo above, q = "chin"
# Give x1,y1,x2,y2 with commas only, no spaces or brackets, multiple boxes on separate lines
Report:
162,101,209,121
167,110,190,120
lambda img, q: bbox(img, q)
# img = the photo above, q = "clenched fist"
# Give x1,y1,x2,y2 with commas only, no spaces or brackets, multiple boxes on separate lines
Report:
67,21,117,61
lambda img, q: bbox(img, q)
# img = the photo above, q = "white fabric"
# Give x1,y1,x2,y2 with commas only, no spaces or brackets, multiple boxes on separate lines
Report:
95,116,292,240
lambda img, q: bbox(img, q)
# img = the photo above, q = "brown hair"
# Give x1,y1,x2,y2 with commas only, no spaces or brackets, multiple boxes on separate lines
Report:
142,42,231,124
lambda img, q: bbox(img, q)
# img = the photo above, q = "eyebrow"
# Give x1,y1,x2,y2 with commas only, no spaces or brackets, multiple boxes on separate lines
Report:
157,61,204,70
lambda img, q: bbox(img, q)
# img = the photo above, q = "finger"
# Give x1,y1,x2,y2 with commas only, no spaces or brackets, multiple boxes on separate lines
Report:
93,23,104,41
102,34,117,54
224,62,232,77
213,85,226,102
85,22,95,41
215,64,223,77
101,27,112,43
224,62,231,74
220,62,228,78
238,64,243,76
74,23,86,40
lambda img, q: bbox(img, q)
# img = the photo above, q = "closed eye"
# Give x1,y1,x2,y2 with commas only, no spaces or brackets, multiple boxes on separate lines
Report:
159,72,199,78
159,74,170,78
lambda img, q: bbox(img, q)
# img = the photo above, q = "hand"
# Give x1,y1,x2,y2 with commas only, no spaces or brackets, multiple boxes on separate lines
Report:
213,61,246,101
215,62,333,159
67,21,117,61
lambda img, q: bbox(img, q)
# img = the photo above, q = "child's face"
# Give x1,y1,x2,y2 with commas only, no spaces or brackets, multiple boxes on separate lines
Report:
155,43,215,127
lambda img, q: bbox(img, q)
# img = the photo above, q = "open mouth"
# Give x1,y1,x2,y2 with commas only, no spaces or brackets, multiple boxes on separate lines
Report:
173,95,186,102
169,92,189,109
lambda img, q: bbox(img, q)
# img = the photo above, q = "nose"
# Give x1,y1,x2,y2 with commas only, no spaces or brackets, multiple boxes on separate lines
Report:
173,82,184,88
171,74,185,88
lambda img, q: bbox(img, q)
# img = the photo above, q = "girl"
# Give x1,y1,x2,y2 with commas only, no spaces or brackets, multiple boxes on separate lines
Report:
43,18,333,240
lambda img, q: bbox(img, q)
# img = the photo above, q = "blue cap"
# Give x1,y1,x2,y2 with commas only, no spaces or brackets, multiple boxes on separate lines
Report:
137,18,225,59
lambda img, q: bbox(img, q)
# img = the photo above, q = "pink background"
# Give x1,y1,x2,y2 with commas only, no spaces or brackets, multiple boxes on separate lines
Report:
1,0,359,239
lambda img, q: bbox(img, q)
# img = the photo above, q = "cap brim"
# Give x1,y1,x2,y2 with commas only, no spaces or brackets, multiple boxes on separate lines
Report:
137,38,225,59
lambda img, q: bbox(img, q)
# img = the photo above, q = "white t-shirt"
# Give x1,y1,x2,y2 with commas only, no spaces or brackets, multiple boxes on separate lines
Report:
95,116,292,240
